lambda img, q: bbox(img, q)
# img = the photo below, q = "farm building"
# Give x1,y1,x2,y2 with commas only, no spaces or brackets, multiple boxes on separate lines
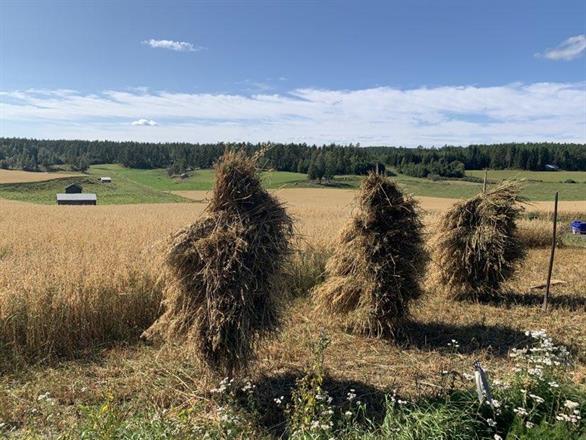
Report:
100,177,112,183
65,183,83,193
56,193,97,205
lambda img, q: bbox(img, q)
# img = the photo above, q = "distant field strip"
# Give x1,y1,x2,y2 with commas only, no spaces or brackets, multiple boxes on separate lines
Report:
173,189,585,213
0,169,81,183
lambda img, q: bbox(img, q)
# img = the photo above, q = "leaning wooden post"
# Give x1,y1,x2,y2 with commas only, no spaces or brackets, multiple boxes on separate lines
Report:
482,169,488,193
543,192,559,312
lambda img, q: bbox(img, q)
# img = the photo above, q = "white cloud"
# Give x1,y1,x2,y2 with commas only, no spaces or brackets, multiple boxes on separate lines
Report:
537,34,586,61
131,119,158,126
1,82,585,146
142,39,203,52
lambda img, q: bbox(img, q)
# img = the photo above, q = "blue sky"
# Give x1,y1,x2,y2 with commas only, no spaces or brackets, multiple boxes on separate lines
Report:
1,0,585,146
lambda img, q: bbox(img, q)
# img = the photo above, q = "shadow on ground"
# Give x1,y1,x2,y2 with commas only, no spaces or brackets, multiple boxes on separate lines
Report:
396,321,530,357
479,291,586,311
246,371,387,438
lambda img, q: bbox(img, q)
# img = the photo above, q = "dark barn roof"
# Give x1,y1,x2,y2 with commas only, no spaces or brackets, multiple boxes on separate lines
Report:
65,183,83,193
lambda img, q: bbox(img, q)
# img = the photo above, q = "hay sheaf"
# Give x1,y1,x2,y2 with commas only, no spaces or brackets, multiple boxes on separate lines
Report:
143,150,293,375
314,173,427,338
433,181,526,301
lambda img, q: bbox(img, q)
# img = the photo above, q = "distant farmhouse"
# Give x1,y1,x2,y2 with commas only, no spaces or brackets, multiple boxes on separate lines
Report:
100,176,112,183
57,183,97,205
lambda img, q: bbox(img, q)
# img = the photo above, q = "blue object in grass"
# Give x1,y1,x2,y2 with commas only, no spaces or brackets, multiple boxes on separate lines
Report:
570,220,586,234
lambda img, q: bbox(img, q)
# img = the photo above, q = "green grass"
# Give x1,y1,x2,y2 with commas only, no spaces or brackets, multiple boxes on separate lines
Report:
467,169,586,183
334,173,586,201
0,176,187,205
91,164,309,191
89,165,586,201
91,164,217,191
0,164,584,204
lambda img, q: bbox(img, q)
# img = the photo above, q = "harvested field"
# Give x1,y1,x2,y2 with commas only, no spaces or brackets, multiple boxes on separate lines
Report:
174,188,585,213
0,169,81,184
0,192,584,437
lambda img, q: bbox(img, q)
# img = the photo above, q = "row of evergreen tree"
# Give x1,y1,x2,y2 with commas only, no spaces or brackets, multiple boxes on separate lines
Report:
0,138,584,174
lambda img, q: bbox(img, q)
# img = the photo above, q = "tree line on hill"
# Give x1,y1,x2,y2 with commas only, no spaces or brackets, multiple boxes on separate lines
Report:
0,139,584,179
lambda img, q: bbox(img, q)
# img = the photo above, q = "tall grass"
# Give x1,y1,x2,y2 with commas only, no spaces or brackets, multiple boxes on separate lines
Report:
0,200,201,364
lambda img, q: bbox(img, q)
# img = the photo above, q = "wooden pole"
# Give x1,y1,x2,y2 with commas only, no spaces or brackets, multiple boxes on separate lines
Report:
543,192,559,312
483,169,488,193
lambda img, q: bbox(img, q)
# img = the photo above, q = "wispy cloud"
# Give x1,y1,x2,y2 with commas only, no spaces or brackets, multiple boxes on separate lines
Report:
131,119,158,126
537,34,586,61
1,83,585,146
142,39,203,52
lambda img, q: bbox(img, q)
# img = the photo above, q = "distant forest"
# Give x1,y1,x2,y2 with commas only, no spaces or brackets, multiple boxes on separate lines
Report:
0,138,585,178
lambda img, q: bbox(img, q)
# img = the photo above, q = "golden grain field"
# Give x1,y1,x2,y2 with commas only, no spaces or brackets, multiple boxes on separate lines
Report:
0,190,585,435
1,191,584,364
0,169,81,184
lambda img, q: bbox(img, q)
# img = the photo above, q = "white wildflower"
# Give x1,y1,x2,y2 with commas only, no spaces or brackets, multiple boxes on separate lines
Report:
564,400,579,410
513,407,528,416
528,394,545,404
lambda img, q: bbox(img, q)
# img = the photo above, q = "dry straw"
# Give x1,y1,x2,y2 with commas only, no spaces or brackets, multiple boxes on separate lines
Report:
433,181,526,301
143,150,293,376
314,173,427,338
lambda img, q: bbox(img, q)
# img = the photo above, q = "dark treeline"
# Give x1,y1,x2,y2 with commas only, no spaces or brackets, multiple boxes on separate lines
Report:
369,143,586,172
0,138,584,175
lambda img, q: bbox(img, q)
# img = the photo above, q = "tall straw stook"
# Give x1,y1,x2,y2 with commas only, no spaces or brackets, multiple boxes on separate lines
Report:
143,151,293,376
314,173,428,338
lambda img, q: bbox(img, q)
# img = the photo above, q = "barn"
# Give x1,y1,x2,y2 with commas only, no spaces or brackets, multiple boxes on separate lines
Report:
56,193,97,205
65,183,83,193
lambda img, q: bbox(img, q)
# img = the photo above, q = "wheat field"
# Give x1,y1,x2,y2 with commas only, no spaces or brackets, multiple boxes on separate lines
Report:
0,190,585,435
0,169,81,184
1,191,584,362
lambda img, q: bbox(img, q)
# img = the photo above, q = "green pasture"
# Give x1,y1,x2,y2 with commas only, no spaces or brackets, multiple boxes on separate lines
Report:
0,165,584,204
